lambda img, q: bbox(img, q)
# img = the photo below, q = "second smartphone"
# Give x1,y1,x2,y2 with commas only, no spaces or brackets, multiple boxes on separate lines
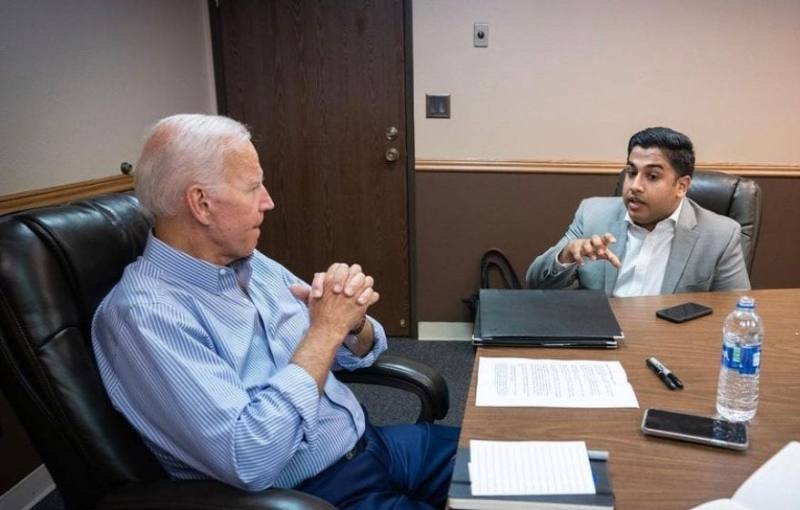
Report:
641,408,749,450
656,302,713,323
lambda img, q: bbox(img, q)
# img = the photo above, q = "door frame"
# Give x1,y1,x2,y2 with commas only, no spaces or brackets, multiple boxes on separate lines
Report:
207,0,418,338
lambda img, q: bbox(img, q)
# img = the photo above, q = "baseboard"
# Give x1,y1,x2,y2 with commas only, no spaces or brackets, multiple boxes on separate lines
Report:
417,321,474,341
0,465,55,510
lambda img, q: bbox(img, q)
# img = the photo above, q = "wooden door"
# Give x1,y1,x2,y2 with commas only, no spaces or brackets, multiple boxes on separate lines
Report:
214,0,411,336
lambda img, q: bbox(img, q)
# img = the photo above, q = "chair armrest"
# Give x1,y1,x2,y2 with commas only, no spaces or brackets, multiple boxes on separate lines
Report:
96,479,336,510
334,354,449,423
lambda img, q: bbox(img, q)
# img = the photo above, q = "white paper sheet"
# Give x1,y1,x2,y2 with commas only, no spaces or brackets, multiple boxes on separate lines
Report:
690,500,749,510
690,442,800,510
732,441,800,510
468,440,596,496
476,357,639,408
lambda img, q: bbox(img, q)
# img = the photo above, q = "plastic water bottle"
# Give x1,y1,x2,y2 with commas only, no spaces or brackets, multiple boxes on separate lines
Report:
716,296,764,422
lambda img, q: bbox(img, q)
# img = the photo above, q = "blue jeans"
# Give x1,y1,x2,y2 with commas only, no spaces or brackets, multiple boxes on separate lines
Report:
296,422,460,510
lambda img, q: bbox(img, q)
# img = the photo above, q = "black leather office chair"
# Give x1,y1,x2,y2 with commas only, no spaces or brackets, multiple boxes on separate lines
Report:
614,169,762,273
0,193,449,510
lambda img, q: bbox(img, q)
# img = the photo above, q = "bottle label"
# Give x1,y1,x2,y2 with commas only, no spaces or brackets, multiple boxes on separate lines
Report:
721,343,761,375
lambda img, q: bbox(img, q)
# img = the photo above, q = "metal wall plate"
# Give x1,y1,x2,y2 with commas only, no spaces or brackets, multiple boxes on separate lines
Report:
426,94,450,118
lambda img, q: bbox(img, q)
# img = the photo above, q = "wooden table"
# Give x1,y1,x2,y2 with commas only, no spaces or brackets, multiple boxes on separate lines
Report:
460,289,800,509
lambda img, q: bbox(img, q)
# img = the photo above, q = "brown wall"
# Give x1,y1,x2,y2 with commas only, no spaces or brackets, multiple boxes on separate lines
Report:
415,172,799,322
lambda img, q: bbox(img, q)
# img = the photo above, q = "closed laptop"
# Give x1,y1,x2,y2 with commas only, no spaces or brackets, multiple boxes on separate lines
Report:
475,289,624,347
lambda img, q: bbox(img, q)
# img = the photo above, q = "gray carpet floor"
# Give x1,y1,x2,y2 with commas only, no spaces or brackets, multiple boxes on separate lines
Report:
348,338,474,427
31,338,474,510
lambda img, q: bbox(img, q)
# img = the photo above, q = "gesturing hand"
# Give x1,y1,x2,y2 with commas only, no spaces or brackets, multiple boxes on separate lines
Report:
558,233,621,268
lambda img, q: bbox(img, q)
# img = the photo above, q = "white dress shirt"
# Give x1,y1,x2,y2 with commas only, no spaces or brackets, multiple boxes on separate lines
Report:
612,199,685,297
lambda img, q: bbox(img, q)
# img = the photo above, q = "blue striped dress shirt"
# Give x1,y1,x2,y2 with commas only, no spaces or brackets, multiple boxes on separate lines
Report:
92,234,387,491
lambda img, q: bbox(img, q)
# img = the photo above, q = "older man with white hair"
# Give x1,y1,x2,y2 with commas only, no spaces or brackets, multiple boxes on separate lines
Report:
92,114,458,510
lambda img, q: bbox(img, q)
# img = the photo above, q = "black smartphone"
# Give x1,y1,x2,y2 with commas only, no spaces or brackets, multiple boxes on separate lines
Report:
655,302,713,323
641,409,748,450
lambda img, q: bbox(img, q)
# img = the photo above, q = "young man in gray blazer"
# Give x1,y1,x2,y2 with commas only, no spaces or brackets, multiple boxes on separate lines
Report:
527,127,751,297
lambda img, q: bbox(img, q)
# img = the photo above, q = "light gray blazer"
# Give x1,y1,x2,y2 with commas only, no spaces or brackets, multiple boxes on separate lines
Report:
526,197,751,295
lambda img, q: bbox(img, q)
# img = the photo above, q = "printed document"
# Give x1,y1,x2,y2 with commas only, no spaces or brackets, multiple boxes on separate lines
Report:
468,440,595,496
476,357,639,407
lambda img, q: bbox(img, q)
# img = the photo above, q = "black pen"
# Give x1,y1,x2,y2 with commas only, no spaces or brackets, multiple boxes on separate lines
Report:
646,357,683,390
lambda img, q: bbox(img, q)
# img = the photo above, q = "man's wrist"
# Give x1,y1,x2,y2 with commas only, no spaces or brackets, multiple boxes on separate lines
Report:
349,315,367,336
305,322,345,353
555,254,575,268
556,243,574,265
344,317,373,357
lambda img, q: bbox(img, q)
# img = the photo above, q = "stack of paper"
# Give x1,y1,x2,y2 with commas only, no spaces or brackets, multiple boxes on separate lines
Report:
448,440,616,509
469,440,595,496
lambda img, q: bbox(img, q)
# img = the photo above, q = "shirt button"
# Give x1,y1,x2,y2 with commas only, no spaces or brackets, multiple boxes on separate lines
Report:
219,268,227,276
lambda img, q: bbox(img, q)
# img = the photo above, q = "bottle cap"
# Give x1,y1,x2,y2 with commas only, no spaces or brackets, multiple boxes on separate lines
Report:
736,296,756,309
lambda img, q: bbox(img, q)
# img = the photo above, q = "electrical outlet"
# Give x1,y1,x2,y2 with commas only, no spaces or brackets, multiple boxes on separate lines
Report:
426,94,451,119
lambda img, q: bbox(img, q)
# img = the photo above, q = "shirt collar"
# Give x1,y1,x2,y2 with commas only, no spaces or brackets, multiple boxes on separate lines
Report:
143,232,254,294
624,197,685,231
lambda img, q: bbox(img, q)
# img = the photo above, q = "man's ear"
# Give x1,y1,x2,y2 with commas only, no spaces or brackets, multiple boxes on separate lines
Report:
185,184,212,226
676,175,691,197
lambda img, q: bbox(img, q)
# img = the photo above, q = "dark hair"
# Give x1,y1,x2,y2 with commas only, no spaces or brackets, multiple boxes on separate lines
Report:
627,127,695,177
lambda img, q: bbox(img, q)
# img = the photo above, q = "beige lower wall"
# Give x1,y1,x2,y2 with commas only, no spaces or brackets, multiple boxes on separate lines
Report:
415,170,796,322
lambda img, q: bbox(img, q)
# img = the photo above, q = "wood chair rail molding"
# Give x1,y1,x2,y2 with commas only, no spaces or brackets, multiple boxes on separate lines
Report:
3,159,799,215
0,175,134,215
416,159,800,177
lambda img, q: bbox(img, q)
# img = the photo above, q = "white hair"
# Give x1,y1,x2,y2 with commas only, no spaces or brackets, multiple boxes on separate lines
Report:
134,114,251,218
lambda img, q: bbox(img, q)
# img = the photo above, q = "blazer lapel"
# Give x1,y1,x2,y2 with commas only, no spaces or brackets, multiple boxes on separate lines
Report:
661,200,700,293
604,209,628,295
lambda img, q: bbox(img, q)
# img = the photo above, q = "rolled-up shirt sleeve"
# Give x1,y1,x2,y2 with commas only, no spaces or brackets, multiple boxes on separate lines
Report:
333,316,388,371
95,301,321,491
